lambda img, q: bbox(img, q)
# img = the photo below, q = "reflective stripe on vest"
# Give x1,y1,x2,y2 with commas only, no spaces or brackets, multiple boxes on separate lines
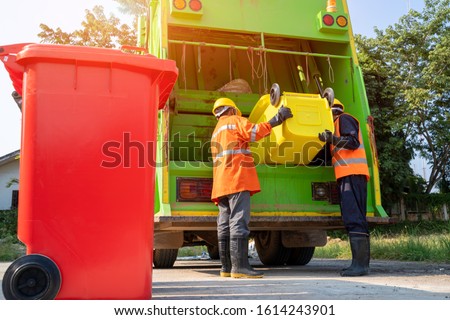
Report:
331,114,370,180
211,122,252,162
211,124,237,140
214,148,252,162
331,143,366,157
250,124,258,142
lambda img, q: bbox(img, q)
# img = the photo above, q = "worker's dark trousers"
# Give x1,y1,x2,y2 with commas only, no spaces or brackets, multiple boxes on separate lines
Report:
338,174,369,237
217,191,251,239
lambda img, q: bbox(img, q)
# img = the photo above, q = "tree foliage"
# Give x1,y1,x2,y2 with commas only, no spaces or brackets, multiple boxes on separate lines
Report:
356,0,450,196
38,5,136,48
374,0,450,193
355,34,414,208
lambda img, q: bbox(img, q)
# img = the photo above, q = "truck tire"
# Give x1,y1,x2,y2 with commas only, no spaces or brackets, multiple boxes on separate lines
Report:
153,249,178,269
286,247,315,266
2,254,61,300
206,245,220,260
254,231,290,266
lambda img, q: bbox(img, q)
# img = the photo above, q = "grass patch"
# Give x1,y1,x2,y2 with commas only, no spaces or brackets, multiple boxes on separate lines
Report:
0,209,18,239
316,221,450,263
0,236,25,261
0,210,24,261
371,235,450,262
178,246,207,257
314,238,351,260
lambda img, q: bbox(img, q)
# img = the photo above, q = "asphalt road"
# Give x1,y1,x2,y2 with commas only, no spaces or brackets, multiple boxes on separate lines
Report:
151,258,450,300
1,258,450,300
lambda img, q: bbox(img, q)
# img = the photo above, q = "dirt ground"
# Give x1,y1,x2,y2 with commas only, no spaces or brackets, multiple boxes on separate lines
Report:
1,258,449,300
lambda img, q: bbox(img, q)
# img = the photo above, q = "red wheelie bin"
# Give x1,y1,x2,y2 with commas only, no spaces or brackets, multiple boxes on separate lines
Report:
0,44,178,299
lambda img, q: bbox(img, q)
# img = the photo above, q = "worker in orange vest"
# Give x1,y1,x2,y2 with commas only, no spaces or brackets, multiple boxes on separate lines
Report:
318,99,370,276
211,97,293,278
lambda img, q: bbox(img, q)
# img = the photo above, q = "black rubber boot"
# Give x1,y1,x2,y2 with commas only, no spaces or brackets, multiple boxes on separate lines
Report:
218,237,231,277
341,260,354,272
341,258,354,272
341,236,370,277
230,238,264,278
341,237,356,272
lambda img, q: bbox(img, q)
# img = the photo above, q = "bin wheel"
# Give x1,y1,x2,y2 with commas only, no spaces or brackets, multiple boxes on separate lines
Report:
322,87,335,107
270,83,281,107
2,254,61,300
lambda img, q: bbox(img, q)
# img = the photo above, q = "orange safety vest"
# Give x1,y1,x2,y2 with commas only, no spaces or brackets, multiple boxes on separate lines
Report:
210,115,272,204
331,114,370,181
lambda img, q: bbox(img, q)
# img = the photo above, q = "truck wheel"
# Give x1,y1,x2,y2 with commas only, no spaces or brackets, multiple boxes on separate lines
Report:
286,247,315,266
2,254,61,300
206,245,219,260
254,231,290,266
153,249,178,269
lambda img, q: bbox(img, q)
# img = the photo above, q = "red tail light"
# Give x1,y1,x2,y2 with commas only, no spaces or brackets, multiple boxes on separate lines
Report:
177,177,213,202
189,0,202,11
323,14,334,26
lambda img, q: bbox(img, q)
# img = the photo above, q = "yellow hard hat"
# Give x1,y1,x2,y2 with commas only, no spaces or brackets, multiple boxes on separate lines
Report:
212,97,242,117
331,99,344,114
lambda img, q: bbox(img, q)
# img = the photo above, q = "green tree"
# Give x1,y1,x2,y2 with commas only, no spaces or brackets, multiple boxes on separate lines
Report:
438,156,450,193
5,178,18,188
355,34,415,209
373,0,450,193
38,5,136,48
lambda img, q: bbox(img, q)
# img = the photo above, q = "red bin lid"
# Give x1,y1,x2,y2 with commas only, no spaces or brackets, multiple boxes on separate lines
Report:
0,43,33,96
2,43,178,110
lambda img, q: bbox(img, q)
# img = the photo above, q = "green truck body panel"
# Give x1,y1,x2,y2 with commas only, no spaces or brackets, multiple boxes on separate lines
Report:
140,0,390,254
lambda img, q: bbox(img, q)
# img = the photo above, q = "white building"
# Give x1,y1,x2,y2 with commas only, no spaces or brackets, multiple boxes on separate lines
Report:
0,149,20,210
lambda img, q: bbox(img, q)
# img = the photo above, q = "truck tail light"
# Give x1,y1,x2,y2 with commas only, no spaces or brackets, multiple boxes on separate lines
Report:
323,14,334,26
312,182,329,201
177,177,213,202
189,0,202,11
318,11,349,34
171,0,203,18
329,182,339,205
173,0,187,10
312,182,339,204
336,15,348,27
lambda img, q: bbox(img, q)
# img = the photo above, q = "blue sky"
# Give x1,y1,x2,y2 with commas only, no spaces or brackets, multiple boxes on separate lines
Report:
0,0,426,172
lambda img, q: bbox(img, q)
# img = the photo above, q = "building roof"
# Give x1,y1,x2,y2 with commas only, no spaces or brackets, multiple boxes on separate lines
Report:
0,149,20,167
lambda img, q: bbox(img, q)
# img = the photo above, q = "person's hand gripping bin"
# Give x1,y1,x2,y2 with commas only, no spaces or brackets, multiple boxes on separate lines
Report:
0,44,178,299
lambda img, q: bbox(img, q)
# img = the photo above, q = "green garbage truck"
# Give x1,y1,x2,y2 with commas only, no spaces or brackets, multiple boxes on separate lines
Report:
138,0,390,268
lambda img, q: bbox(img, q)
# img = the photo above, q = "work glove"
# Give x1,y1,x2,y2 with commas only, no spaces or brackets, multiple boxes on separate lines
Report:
268,105,293,128
318,129,350,148
318,129,333,143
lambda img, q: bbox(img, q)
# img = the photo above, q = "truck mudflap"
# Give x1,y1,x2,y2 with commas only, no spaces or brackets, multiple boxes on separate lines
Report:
154,216,394,231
